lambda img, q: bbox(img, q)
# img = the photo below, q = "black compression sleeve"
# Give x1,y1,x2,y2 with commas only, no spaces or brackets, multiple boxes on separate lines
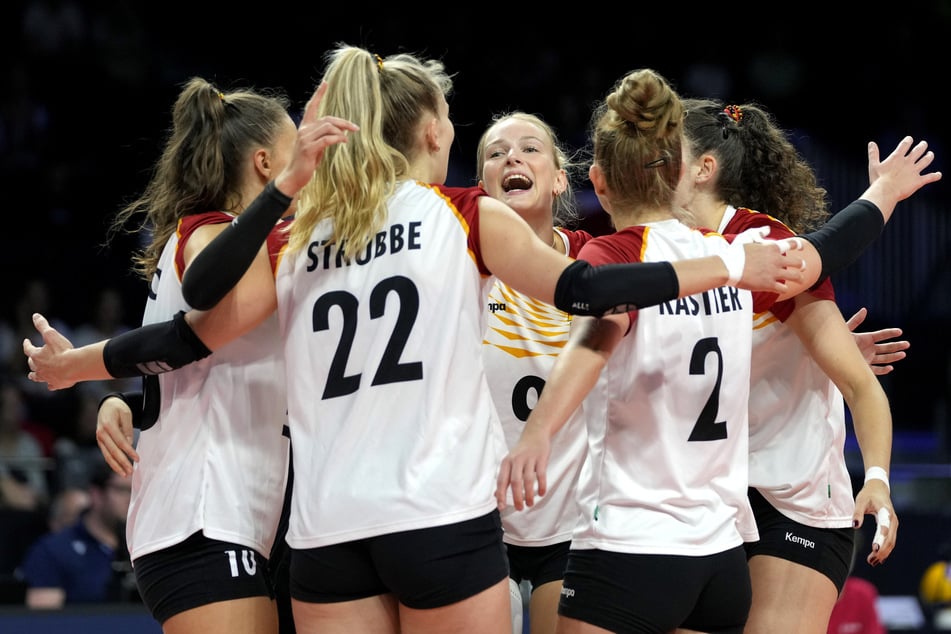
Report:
554,259,680,317
801,199,884,283
182,181,293,310
102,311,212,378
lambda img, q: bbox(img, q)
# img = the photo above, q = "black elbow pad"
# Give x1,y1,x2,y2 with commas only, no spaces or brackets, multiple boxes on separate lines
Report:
103,311,212,378
802,199,884,284
554,259,679,316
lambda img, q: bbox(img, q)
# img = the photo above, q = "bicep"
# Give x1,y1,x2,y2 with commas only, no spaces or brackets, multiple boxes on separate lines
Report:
478,198,569,305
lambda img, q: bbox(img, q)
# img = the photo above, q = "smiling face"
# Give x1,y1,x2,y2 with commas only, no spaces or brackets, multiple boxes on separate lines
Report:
478,115,566,223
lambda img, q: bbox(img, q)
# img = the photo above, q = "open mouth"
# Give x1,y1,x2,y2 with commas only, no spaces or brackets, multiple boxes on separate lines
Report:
502,174,533,192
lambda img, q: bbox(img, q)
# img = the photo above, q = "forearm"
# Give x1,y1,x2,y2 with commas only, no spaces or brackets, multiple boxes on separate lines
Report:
801,199,884,283
103,311,211,377
554,260,680,316
59,342,111,383
669,256,729,297
848,383,893,474
528,316,621,438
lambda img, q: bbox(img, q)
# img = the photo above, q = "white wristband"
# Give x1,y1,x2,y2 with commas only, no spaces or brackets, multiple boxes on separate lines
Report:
720,246,745,287
865,466,890,491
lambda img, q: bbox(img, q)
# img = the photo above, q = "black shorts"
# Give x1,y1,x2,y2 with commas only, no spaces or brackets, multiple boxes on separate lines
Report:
133,531,273,624
559,546,751,634
290,510,508,609
506,541,570,589
745,487,855,592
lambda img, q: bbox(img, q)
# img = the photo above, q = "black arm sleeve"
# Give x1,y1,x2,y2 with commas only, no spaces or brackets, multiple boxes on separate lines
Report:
553,259,680,317
182,181,293,310
801,199,884,284
102,311,212,378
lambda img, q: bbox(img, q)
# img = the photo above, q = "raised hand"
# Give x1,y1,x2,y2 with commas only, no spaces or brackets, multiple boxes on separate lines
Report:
22,313,78,390
846,307,909,375
274,81,360,198
867,136,942,224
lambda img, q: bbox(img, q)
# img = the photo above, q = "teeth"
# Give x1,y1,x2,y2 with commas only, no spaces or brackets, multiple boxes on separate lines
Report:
503,174,533,191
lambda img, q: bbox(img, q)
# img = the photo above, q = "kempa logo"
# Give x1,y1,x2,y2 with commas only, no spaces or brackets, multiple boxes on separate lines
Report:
561,587,576,598
785,531,816,549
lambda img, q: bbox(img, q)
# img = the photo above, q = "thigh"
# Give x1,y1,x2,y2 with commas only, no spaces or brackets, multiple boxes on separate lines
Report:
746,555,838,634
164,596,278,634
134,531,274,626
291,593,399,634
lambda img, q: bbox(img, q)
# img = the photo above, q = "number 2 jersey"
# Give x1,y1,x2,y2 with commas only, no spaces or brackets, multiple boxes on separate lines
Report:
129,212,291,562
571,219,776,555
272,181,508,549
482,227,593,547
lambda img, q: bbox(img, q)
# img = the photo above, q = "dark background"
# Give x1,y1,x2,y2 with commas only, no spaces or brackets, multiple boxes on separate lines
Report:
2,0,950,590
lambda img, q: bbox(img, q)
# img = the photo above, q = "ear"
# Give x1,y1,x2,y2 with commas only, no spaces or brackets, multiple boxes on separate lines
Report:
552,169,568,197
588,163,607,197
252,148,272,180
425,117,441,153
695,153,717,185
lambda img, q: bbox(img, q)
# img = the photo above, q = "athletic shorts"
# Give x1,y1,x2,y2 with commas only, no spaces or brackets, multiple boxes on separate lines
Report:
133,531,273,624
559,546,751,633
745,487,854,592
290,510,508,609
506,541,570,590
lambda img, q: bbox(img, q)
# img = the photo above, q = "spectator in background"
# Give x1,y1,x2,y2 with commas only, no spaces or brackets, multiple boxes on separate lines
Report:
16,460,130,608
53,390,112,491
71,286,137,400
47,485,89,533
0,379,50,511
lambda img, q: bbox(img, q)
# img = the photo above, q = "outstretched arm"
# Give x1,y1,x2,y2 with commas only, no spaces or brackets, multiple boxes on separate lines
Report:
800,136,941,285
478,196,806,316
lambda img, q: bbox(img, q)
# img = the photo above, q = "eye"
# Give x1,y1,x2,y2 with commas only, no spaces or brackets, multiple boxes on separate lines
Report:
487,149,505,159
522,144,541,154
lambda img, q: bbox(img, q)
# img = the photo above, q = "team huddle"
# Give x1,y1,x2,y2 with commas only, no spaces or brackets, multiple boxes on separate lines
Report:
23,44,941,634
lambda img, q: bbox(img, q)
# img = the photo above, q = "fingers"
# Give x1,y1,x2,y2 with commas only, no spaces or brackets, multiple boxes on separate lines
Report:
301,80,328,124
845,307,868,332
867,507,897,566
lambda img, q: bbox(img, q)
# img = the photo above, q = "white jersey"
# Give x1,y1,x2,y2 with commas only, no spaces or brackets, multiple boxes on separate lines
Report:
127,212,290,561
719,206,854,528
483,228,592,547
275,181,508,549
571,219,771,555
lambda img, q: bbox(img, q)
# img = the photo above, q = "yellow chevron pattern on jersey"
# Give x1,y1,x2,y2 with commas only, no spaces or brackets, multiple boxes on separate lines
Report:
484,280,571,359
752,310,780,331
